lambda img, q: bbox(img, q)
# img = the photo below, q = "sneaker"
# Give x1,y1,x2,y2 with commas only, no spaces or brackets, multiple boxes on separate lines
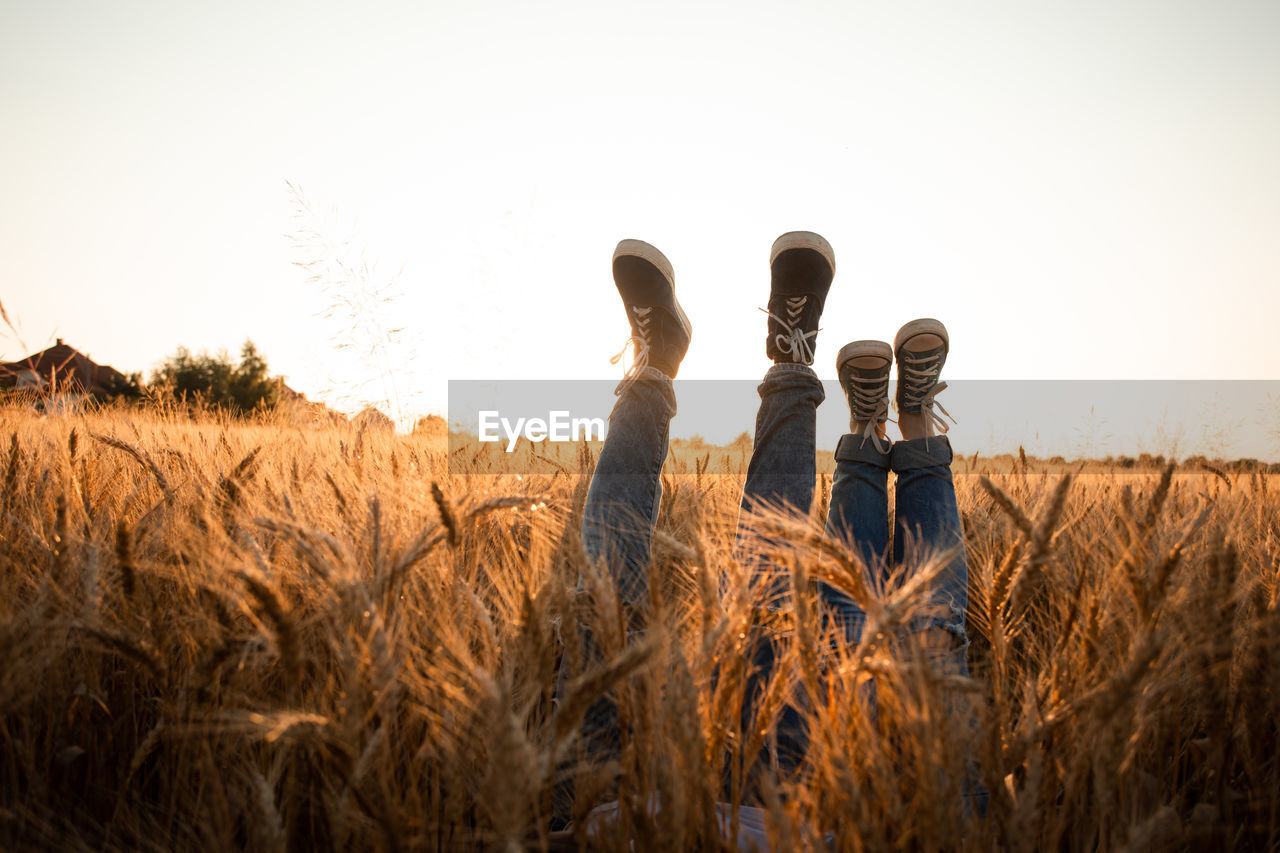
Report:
611,239,692,381
836,340,893,452
893,318,955,438
763,231,835,365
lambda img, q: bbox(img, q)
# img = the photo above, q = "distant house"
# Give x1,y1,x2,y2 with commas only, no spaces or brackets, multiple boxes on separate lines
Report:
0,338,127,395
275,382,304,403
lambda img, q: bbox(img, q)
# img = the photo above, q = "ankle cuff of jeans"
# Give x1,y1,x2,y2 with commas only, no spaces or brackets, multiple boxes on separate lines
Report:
764,362,818,380
835,433,892,467
889,435,954,471
613,365,677,412
636,364,675,384
760,363,825,407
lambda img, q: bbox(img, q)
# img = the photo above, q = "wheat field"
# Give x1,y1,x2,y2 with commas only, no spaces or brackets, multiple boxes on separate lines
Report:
0,405,1276,851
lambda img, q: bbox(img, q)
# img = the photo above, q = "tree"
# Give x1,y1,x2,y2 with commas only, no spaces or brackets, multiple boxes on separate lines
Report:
94,371,145,402
228,341,277,413
152,340,279,414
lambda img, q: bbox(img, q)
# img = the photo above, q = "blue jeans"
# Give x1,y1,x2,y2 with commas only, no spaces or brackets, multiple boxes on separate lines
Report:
824,431,971,654
560,367,676,777
824,430,987,818
572,364,982,808
581,367,679,612
583,363,968,635
583,363,830,607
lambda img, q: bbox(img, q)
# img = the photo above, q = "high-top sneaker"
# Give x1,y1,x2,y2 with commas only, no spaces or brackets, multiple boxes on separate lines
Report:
836,339,893,453
610,239,692,381
894,318,955,438
763,231,835,365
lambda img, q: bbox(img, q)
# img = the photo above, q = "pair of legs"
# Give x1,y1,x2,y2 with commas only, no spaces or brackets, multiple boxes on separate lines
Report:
583,233,967,654
571,233,975,804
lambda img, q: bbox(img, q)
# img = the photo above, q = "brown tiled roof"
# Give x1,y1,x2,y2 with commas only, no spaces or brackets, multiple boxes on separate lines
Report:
0,338,126,393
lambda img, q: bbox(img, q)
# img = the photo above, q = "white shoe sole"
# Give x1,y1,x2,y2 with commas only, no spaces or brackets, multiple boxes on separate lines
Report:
770,230,836,274
893,317,948,354
837,339,893,371
612,238,692,341
613,239,674,287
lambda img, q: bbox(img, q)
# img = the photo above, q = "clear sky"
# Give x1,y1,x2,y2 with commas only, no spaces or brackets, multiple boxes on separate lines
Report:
3,1,1279,437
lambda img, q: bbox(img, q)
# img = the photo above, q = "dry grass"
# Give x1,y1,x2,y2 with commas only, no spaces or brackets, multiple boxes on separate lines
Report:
0,405,1277,851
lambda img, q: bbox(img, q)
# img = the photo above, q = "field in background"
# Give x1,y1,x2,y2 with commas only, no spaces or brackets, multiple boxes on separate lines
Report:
1,406,1277,851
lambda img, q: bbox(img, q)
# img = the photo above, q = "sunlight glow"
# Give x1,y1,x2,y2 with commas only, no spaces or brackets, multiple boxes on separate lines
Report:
3,0,1278,437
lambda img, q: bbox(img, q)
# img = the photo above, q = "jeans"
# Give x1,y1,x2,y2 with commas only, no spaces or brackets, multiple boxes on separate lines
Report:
568,362,983,811
824,431,971,653
557,366,675,790
580,366,678,613
823,428,987,818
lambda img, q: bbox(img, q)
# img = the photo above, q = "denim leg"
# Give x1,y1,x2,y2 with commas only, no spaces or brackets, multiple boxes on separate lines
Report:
890,436,968,647
736,363,826,606
734,363,824,789
890,436,988,817
823,433,892,644
738,363,826,525
581,366,676,612
558,366,674,802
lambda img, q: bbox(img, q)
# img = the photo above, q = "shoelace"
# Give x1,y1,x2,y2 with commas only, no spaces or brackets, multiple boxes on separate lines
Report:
846,376,892,454
899,351,956,438
610,306,652,396
760,296,818,364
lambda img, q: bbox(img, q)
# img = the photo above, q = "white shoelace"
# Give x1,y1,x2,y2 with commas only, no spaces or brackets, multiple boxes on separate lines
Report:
899,351,956,438
847,378,892,454
610,306,652,396
760,296,818,364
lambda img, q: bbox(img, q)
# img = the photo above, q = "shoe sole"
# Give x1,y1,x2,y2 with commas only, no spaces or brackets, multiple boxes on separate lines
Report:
770,231,836,274
612,239,692,342
614,238,674,286
836,339,893,371
893,317,949,356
